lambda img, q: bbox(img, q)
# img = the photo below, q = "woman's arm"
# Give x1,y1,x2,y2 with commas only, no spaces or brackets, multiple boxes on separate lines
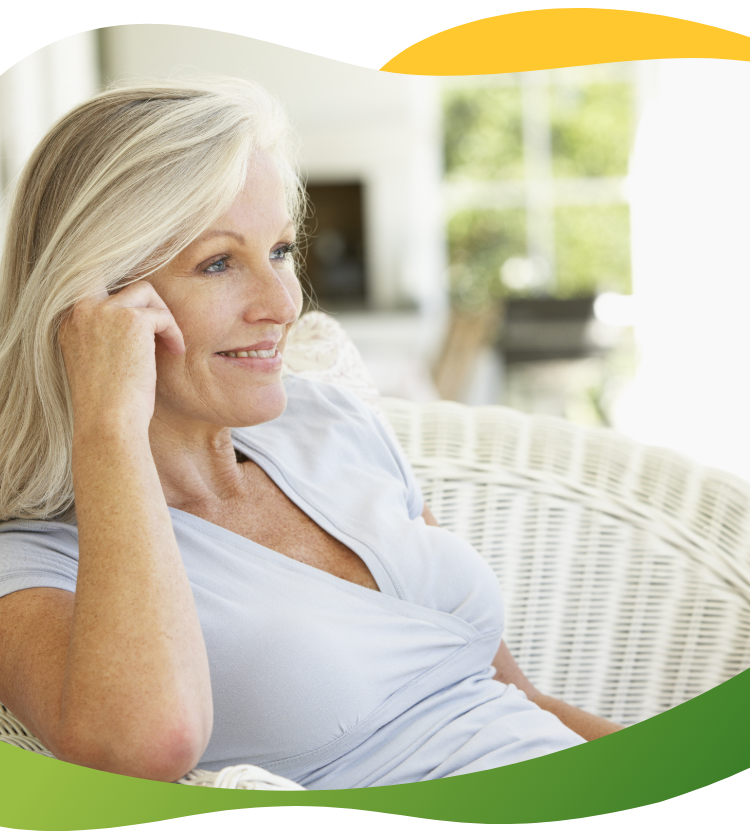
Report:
421,505,624,741
490,640,624,740
0,283,212,781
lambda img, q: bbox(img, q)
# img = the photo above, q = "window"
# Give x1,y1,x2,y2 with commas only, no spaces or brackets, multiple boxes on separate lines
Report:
441,64,640,423
443,64,637,308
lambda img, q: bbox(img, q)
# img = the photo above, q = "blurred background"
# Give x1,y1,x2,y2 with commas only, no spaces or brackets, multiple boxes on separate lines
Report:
3,28,750,481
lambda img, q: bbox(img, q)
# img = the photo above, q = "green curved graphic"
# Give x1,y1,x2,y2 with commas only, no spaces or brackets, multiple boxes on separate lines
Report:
1,668,749,830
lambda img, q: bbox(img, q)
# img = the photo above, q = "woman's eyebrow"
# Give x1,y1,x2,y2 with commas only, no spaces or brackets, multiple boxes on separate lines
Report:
194,230,246,246
193,222,294,247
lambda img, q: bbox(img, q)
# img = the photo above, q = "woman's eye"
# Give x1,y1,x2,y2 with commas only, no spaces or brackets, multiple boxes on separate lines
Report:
204,257,229,274
271,243,297,262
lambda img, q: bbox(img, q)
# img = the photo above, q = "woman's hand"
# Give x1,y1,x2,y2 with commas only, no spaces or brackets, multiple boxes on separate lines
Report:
59,281,185,432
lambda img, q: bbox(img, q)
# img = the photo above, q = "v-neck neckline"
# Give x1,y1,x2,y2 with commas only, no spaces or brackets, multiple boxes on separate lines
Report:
167,431,401,599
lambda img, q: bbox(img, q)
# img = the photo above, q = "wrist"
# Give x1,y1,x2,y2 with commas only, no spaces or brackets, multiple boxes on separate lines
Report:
73,408,151,445
71,418,165,523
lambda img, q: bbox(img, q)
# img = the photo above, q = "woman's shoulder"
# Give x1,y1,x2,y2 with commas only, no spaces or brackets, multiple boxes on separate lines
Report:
233,374,424,519
284,372,384,425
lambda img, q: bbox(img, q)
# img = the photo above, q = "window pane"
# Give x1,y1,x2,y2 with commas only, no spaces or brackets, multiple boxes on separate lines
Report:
551,82,634,178
443,87,524,180
554,205,631,297
448,208,527,307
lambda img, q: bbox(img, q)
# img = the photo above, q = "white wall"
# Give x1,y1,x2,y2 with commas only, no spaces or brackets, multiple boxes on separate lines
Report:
100,25,447,316
0,31,99,194
619,59,750,481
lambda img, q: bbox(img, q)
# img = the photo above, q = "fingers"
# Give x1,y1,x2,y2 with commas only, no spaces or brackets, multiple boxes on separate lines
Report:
109,282,185,355
147,308,185,356
105,281,164,310
74,280,185,356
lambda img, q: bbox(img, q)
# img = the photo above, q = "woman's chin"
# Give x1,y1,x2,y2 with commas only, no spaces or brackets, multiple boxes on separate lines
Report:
154,377,289,431
227,383,288,428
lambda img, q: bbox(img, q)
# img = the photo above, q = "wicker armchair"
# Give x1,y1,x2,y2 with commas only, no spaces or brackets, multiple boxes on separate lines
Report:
3,311,750,787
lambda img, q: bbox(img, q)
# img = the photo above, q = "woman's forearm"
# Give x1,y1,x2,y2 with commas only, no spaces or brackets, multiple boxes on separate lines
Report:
532,693,624,740
491,639,623,741
54,417,212,780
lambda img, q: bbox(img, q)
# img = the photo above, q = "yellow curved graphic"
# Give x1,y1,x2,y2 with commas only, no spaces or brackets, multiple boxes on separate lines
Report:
380,8,750,74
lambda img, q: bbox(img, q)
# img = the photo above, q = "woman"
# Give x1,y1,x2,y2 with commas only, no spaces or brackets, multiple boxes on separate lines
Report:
0,78,622,788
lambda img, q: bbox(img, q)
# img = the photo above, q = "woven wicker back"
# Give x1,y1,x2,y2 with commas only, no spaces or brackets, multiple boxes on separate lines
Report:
382,397,750,725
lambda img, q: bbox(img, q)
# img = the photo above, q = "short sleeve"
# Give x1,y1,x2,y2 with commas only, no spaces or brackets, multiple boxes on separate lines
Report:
0,521,79,599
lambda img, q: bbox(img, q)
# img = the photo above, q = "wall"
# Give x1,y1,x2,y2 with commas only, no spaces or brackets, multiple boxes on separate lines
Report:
622,58,750,481
0,31,99,200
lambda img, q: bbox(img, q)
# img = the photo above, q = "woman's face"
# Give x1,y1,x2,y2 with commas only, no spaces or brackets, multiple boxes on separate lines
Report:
149,153,303,433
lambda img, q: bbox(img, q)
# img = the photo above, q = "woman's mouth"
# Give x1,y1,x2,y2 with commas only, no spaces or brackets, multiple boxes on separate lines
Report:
217,348,278,358
214,340,283,370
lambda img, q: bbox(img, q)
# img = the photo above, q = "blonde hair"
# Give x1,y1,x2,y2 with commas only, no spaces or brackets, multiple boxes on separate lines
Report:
0,77,305,521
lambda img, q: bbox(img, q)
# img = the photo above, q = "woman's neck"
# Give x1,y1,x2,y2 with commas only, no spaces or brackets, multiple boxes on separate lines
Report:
147,411,250,510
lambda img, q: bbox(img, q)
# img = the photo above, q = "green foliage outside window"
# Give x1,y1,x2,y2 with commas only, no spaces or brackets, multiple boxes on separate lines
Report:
447,208,526,309
443,86,524,181
443,71,635,304
554,205,632,297
550,83,635,178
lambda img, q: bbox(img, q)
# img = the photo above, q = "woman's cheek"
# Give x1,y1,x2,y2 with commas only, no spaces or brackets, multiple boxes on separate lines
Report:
290,275,304,315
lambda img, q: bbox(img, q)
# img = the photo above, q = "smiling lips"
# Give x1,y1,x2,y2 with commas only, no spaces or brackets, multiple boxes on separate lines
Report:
215,339,281,360
217,347,278,358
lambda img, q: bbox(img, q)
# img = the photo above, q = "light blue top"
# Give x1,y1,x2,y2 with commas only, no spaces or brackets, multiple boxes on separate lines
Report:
0,375,584,788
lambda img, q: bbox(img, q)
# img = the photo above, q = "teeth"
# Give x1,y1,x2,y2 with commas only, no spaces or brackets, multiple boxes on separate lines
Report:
219,348,277,358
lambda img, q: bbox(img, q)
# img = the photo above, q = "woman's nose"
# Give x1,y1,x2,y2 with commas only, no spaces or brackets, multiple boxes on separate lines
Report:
243,267,301,325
